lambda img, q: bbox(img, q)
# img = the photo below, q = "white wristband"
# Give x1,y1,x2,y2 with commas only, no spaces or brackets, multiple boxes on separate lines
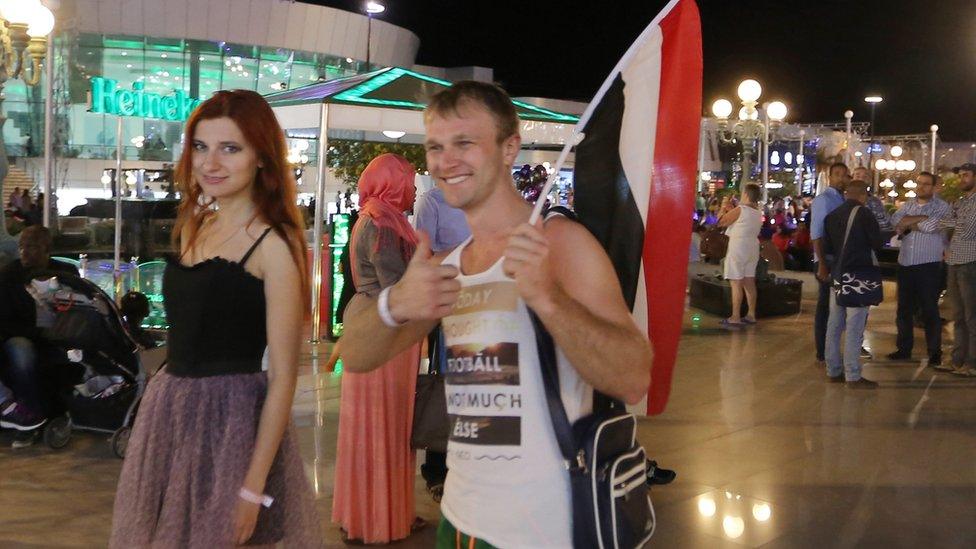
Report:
378,286,406,328
239,487,274,508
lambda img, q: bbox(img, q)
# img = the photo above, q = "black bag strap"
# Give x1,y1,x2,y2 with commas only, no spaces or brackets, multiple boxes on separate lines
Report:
833,206,859,281
529,309,577,464
528,206,625,466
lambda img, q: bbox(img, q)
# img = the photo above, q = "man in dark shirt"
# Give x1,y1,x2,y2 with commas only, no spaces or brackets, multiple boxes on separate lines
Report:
0,226,79,447
822,183,884,388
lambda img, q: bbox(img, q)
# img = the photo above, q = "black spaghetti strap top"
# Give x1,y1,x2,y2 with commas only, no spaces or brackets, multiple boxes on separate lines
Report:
163,227,273,377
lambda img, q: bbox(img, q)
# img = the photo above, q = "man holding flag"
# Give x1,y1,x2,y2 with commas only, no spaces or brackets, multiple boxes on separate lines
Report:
341,0,700,545
342,79,651,549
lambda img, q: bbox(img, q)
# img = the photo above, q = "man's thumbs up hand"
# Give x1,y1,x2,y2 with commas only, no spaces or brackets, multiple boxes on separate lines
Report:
387,230,461,323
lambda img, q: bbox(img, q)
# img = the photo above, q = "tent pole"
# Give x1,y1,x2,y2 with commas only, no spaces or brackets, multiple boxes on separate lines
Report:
310,103,330,343
113,116,124,300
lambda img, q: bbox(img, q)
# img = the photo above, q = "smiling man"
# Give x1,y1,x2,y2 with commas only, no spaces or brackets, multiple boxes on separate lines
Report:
340,81,652,548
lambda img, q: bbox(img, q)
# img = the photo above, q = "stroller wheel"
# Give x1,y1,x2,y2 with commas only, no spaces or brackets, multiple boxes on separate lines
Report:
43,416,72,449
111,426,131,459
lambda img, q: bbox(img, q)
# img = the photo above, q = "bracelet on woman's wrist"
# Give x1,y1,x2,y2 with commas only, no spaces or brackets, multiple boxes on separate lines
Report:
378,286,406,328
239,487,274,508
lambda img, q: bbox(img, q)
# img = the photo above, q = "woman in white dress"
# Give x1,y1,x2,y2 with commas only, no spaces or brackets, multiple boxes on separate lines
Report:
718,183,763,327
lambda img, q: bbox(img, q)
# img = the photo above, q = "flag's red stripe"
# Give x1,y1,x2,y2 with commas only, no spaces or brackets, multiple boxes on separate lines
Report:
643,0,702,415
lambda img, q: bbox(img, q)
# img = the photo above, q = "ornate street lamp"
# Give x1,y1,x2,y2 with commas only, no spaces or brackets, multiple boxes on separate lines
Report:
711,79,787,196
0,0,55,254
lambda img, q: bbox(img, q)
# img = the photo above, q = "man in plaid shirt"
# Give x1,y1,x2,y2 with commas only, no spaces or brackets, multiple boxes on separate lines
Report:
942,164,976,376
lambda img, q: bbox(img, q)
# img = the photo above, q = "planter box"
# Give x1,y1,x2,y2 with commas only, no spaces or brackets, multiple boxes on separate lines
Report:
689,274,803,318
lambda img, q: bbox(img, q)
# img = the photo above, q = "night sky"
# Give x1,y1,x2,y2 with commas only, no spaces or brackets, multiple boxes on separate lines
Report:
307,0,976,141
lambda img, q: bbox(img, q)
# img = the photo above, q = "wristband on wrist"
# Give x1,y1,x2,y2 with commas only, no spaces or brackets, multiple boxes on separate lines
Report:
378,286,406,328
238,487,274,508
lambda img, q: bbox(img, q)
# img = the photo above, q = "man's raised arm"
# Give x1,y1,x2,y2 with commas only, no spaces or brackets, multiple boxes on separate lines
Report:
340,233,460,372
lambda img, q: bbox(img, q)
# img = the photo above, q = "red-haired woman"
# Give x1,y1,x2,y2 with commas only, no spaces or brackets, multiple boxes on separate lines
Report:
331,153,424,544
110,90,320,547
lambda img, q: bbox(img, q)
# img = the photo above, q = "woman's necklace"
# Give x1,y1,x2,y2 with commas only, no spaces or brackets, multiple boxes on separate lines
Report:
200,215,252,258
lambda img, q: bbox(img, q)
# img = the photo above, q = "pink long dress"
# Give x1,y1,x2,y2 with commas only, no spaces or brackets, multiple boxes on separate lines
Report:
331,218,419,543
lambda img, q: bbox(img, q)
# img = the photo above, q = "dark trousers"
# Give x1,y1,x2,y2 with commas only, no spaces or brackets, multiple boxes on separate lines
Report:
815,264,832,361
1,337,76,418
895,262,944,358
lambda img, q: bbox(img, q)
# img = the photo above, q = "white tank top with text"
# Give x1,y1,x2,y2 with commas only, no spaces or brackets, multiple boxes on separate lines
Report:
438,236,593,548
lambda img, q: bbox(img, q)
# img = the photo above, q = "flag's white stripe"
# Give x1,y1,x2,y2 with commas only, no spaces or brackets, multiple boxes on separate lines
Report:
619,25,663,225
573,0,680,132
627,263,651,414
529,0,680,224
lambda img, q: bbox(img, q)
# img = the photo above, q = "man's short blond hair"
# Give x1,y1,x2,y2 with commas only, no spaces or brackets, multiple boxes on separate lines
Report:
425,81,519,143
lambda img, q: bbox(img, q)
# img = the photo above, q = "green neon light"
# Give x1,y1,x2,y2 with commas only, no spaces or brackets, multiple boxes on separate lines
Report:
102,38,145,50
330,67,579,123
511,99,580,123
52,256,81,267
137,261,168,330
329,214,351,338
90,77,201,121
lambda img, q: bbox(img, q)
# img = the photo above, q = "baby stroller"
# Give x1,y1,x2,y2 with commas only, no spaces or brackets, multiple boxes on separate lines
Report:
26,272,166,458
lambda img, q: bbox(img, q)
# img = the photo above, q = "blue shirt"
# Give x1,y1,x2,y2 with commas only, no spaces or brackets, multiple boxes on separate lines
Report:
890,197,949,266
413,187,471,253
810,186,845,262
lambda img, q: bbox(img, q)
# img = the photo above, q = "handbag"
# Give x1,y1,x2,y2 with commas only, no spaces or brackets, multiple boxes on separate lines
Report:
411,326,449,452
701,227,729,260
832,206,883,307
530,311,655,549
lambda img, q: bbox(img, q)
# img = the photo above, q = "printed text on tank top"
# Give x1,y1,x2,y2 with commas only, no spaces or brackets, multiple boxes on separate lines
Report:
437,232,592,547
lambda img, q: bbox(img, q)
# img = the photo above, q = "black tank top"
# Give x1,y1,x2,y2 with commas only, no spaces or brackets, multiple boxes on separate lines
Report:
163,227,273,377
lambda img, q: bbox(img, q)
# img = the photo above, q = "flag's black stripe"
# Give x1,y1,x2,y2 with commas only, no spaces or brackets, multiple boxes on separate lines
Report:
573,75,645,310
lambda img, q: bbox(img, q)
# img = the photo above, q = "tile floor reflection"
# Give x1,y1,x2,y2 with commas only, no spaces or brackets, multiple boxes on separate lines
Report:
2,271,975,547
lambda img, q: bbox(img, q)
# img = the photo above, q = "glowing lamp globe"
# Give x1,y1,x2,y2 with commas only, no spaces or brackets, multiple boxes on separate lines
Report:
875,159,886,171
890,145,903,158
0,0,41,25
738,106,758,121
888,190,899,198
895,160,907,171
906,159,916,171
930,124,939,133
904,179,917,189
26,4,54,37
737,79,762,103
712,99,733,119
885,159,897,171
766,101,788,122
906,190,917,198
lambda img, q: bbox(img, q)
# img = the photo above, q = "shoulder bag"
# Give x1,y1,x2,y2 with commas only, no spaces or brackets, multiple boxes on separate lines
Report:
530,311,655,549
832,206,883,307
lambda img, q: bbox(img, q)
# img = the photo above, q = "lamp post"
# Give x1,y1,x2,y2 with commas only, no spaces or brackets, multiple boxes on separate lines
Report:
844,110,854,167
364,1,385,69
711,79,787,198
864,95,882,168
929,124,938,173
0,0,55,256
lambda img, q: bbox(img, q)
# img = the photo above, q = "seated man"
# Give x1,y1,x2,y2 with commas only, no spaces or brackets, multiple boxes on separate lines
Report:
0,226,78,448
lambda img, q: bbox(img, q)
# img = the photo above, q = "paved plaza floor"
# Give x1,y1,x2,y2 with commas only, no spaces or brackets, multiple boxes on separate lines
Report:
2,272,975,547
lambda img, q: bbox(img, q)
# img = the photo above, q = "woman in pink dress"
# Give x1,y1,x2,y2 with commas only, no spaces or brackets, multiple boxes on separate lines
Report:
332,153,423,544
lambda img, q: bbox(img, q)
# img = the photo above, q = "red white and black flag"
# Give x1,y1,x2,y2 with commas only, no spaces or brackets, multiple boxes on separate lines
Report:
573,0,702,415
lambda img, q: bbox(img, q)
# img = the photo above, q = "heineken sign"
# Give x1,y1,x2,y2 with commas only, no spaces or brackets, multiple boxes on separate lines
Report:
90,77,202,121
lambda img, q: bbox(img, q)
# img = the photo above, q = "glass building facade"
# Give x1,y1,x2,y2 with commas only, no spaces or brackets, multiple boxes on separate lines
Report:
2,32,369,162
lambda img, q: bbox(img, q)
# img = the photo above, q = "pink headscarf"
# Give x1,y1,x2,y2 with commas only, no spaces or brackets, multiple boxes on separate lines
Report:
352,153,419,266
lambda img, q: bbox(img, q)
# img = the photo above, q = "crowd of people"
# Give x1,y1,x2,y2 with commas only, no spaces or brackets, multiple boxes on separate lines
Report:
1,75,974,547
696,159,976,387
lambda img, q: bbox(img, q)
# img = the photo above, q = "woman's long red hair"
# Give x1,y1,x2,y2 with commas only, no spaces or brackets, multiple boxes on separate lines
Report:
173,90,309,313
